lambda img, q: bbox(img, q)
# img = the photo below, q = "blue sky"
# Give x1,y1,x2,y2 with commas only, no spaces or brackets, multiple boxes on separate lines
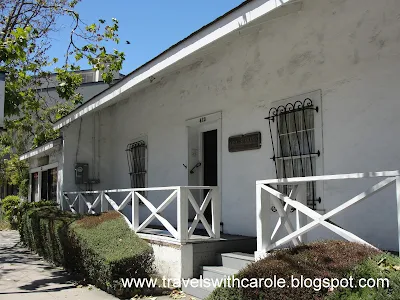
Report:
48,0,245,74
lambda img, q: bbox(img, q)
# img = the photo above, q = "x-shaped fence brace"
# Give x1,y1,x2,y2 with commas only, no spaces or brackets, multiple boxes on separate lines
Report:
188,190,214,238
63,186,217,242
135,189,215,239
63,191,134,226
136,190,179,239
258,173,398,253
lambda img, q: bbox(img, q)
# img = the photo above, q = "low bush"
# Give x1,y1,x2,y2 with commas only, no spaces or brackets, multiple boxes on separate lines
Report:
1,195,21,228
0,197,58,229
19,206,79,264
69,211,155,297
207,241,380,300
326,252,400,300
20,207,155,298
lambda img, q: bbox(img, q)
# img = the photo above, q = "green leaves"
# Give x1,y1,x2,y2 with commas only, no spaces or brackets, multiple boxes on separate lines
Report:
0,1,126,194
70,16,125,84
85,23,97,33
55,69,83,104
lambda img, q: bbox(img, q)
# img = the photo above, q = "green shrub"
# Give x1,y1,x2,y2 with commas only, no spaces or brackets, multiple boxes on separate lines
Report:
0,196,58,229
17,200,58,220
1,195,21,228
326,253,400,300
19,206,79,264
68,211,155,297
20,207,155,298
207,241,380,300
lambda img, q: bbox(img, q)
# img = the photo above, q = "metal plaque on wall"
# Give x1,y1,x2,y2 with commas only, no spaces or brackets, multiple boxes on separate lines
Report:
228,132,261,152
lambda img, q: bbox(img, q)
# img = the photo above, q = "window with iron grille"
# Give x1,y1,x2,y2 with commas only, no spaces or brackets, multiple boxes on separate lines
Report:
125,140,147,189
266,97,321,210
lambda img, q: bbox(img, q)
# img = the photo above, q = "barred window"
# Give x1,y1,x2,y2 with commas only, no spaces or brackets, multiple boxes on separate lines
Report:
125,141,147,189
267,98,321,210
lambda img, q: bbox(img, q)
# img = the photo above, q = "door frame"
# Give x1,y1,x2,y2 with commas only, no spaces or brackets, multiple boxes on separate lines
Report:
29,162,58,202
186,111,222,191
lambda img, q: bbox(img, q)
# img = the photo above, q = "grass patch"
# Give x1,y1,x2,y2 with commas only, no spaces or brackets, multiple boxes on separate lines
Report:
207,241,380,300
20,207,155,298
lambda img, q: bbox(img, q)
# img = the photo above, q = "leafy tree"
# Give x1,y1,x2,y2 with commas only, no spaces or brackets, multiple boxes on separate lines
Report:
0,0,127,197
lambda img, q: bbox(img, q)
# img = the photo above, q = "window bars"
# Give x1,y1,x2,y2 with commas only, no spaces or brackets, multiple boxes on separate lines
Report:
266,98,321,210
126,141,147,189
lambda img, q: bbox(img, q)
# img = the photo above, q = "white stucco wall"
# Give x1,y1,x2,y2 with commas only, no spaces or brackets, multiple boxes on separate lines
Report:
150,242,193,280
25,81,112,204
62,0,400,251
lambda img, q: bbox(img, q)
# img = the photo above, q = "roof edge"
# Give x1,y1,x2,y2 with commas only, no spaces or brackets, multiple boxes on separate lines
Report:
53,0,293,130
19,137,63,161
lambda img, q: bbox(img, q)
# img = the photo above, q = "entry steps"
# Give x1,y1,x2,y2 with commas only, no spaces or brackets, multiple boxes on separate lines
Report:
183,252,254,299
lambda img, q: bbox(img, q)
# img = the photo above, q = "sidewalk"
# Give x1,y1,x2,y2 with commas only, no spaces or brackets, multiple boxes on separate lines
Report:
0,230,195,300
0,230,116,299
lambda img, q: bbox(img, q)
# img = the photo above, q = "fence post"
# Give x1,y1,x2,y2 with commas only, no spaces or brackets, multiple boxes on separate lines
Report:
60,193,65,211
132,191,139,231
255,183,271,260
296,183,308,243
101,191,107,212
211,187,221,239
78,193,85,214
177,187,188,243
396,176,400,255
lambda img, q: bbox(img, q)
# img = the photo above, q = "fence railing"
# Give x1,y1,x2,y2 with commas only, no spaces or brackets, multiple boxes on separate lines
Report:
63,186,220,244
255,171,400,260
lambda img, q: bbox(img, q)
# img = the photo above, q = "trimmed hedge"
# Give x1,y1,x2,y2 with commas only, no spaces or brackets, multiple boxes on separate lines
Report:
69,211,155,296
207,241,381,300
20,207,155,298
0,197,58,229
1,195,21,228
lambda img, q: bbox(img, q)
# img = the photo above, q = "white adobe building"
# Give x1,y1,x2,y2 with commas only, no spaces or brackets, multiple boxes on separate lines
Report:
20,0,400,295
17,69,122,201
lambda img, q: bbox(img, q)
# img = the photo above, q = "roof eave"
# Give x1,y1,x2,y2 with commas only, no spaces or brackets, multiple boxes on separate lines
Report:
19,138,63,161
53,0,293,130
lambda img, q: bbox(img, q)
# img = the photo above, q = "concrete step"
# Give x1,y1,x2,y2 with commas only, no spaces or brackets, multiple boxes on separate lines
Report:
182,252,255,299
182,279,215,299
220,252,255,270
201,266,237,280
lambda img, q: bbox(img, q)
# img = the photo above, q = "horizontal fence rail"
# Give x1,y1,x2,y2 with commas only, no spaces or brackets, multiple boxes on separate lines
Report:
255,171,400,260
63,186,220,244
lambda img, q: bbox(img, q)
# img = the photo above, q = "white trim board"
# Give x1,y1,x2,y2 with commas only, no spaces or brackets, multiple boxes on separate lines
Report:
19,138,62,161
29,162,59,174
53,0,295,130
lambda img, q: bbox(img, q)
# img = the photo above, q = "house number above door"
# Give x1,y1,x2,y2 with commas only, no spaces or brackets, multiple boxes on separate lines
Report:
199,117,207,123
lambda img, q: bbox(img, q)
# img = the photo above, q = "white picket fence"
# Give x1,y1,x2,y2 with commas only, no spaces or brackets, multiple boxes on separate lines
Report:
63,186,220,244
255,171,400,260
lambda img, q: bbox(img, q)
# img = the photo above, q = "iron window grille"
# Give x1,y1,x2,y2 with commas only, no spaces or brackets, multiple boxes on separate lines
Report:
126,141,147,191
266,98,321,210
